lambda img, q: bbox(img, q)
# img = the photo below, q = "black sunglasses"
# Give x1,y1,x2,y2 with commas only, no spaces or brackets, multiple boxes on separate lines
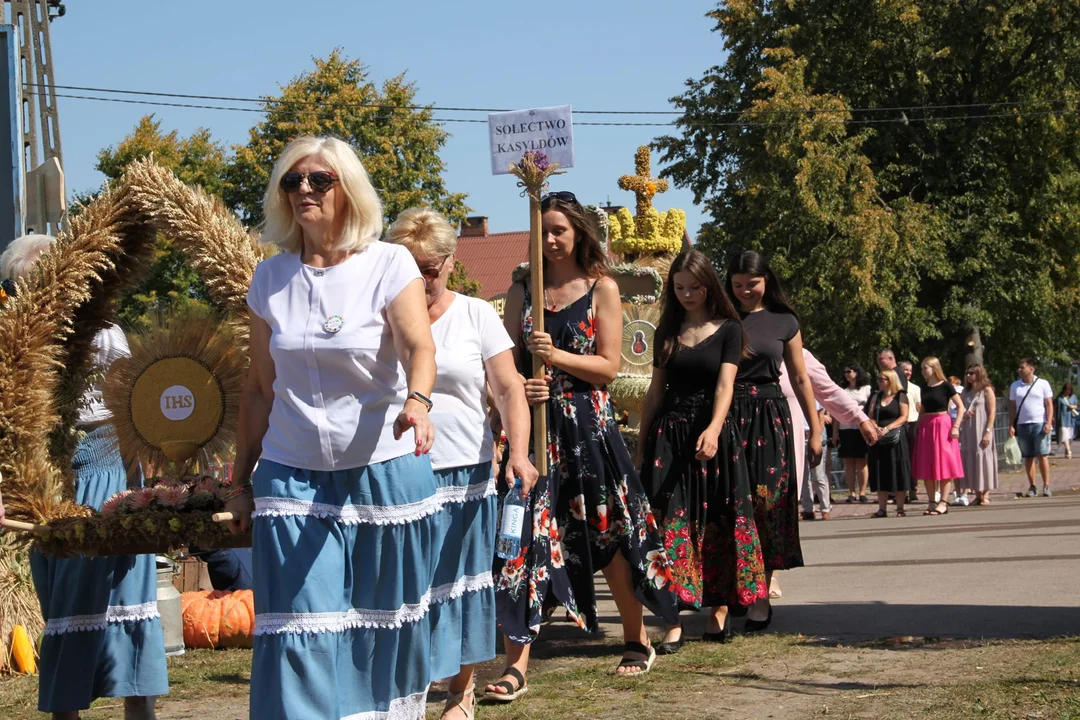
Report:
280,171,339,194
541,191,578,206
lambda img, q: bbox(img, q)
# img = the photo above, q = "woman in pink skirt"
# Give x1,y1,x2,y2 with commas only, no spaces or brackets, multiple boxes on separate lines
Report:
912,356,966,515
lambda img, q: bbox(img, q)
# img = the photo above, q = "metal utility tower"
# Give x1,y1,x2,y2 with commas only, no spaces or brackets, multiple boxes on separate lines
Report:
1,0,63,172
0,0,64,236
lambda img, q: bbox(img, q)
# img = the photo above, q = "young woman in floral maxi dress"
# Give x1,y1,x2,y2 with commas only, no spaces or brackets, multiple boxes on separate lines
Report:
486,192,678,701
726,250,821,632
638,249,767,653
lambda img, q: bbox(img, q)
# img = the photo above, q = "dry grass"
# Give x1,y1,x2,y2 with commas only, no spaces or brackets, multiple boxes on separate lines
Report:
0,636,1076,719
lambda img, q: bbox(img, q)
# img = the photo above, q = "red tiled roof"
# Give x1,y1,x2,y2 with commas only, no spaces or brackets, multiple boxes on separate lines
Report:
455,230,529,300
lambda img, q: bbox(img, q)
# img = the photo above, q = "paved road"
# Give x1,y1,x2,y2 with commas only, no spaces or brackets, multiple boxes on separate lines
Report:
584,466,1080,642
772,492,1080,639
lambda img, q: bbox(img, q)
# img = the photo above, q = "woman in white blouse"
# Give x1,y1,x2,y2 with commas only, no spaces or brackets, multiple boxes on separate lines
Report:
225,137,439,719
387,207,536,720
838,363,873,503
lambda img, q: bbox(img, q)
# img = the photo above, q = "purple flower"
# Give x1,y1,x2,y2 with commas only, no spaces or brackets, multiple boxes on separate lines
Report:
524,150,549,171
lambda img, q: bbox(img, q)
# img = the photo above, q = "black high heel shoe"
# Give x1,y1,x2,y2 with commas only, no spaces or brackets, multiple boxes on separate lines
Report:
701,612,732,643
744,606,774,633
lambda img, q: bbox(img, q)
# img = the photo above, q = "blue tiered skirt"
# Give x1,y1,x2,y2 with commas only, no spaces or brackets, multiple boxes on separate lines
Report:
250,453,442,720
429,462,497,680
30,425,169,713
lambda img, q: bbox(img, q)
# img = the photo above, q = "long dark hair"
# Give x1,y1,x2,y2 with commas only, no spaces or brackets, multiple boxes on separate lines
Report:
845,363,870,389
654,249,744,368
540,194,609,279
724,250,797,316
1060,382,1074,398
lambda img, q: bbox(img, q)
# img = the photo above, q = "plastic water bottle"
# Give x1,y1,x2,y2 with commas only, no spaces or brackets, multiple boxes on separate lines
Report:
496,478,527,560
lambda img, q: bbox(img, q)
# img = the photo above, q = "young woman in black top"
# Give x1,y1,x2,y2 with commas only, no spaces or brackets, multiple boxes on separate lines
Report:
725,251,821,631
638,250,767,650
911,356,965,515
866,369,911,516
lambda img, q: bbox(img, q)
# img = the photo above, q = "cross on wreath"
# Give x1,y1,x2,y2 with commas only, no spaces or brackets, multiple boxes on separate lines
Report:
617,146,669,237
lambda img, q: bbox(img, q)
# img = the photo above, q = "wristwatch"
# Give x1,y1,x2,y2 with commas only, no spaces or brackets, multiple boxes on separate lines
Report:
408,391,434,411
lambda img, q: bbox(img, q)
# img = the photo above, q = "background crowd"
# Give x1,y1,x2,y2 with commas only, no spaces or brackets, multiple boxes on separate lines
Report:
797,352,1069,523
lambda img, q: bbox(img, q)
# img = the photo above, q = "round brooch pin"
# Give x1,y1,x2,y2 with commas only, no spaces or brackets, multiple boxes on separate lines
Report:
324,315,344,334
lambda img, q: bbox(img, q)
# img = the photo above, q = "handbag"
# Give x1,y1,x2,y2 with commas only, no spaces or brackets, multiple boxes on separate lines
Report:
874,393,902,446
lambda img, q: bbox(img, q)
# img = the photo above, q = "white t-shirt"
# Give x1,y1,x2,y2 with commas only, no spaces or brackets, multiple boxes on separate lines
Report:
906,382,922,422
78,324,131,425
1010,377,1054,426
428,294,514,471
246,242,422,470
804,401,824,433
839,386,871,430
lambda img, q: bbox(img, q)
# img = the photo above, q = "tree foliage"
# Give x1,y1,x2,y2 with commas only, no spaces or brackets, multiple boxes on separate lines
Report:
225,50,469,227
447,260,481,297
96,116,227,331
90,54,470,330
657,0,1080,382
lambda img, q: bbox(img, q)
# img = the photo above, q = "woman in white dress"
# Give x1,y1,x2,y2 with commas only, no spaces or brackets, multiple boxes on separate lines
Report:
386,207,536,719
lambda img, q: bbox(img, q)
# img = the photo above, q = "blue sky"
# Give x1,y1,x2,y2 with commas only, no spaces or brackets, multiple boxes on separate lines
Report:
48,1,723,236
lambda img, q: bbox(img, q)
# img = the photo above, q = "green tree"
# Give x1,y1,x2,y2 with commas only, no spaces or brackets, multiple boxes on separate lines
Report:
226,50,468,227
95,115,228,331
657,1,1080,382
447,260,481,297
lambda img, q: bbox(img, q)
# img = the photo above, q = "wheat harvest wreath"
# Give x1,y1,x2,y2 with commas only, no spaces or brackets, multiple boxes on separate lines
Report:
0,158,264,559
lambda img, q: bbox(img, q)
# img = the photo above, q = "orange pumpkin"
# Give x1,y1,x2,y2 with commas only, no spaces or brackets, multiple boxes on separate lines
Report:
181,589,254,649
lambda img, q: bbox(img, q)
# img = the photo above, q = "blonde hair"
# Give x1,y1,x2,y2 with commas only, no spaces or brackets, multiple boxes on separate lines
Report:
921,356,947,384
385,207,457,258
879,368,903,395
1,233,55,280
261,136,383,255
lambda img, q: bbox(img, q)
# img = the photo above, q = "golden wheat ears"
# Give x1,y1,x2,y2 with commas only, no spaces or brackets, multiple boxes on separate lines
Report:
0,158,258,523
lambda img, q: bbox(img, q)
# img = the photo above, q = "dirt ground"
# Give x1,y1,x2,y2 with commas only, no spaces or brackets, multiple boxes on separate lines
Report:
2,633,1077,720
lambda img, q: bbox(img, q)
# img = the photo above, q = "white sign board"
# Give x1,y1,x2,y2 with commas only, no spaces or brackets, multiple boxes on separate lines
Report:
488,105,574,176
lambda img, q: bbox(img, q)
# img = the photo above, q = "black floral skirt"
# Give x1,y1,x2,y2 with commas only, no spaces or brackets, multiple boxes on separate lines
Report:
493,384,679,645
641,390,767,610
731,382,803,571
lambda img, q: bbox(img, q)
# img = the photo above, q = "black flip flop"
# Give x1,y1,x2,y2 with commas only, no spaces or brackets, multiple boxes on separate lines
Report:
486,667,528,703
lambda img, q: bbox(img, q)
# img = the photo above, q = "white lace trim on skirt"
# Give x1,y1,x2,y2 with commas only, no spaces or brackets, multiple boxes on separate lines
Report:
254,494,443,525
255,572,493,635
44,601,161,636
436,477,496,505
340,690,428,720
254,478,495,526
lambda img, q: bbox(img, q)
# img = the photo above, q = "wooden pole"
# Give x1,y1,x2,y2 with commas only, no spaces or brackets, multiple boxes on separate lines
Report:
529,193,549,477
2,518,46,534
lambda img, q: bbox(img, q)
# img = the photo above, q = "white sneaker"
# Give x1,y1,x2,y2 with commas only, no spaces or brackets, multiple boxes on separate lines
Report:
934,491,942,504
957,494,970,506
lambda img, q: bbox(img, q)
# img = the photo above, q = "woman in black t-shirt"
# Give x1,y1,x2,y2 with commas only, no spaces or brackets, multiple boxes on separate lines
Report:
910,356,965,515
638,250,767,651
725,251,821,632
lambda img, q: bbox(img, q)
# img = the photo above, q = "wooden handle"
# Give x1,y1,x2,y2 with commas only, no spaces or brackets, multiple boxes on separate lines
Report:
211,512,234,523
529,193,549,478
2,518,45,534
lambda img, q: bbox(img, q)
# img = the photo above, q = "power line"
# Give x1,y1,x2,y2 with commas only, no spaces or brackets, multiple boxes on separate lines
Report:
35,82,1080,117
52,92,1080,128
